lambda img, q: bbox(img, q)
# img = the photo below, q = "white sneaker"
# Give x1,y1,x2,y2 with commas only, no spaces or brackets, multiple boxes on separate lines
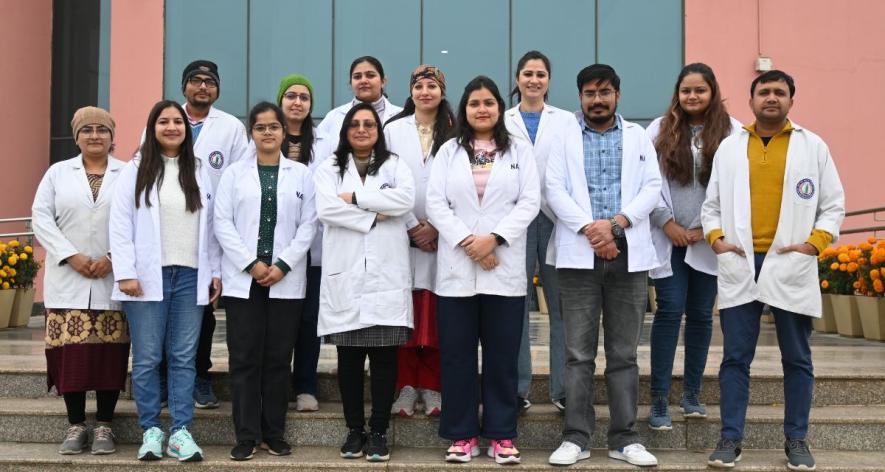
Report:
391,385,418,417
608,443,658,466
418,388,441,416
549,441,591,465
295,393,319,412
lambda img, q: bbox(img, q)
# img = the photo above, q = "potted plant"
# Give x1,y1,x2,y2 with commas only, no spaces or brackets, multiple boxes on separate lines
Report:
8,240,41,327
855,238,885,341
816,246,843,332
825,244,864,337
0,241,16,328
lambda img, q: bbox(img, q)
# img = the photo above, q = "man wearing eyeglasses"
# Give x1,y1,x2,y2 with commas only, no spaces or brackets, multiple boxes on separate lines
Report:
139,59,249,411
546,64,661,467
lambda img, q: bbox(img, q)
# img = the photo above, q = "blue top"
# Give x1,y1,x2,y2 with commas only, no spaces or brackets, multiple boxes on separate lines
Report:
190,121,204,143
578,112,623,221
520,111,542,144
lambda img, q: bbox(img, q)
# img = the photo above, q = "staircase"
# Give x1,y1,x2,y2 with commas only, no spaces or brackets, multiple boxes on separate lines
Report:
0,312,883,470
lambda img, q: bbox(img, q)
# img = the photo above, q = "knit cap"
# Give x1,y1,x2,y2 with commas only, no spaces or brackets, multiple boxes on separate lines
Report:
71,106,115,139
277,74,315,113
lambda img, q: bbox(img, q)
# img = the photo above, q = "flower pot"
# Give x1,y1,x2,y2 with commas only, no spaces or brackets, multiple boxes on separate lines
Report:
812,293,838,333
9,287,35,327
536,286,548,314
0,289,16,329
831,294,864,337
648,286,657,314
856,296,885,341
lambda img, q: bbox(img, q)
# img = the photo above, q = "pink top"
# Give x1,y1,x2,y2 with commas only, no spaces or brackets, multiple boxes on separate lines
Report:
471,139,497,203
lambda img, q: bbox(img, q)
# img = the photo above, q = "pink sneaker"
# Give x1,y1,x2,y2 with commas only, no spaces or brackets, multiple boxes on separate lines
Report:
488,438,521,464
445,437,480,463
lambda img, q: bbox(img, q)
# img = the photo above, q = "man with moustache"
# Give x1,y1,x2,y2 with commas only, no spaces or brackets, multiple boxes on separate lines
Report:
546,64,661,467
146,60,249,409
704,70,844,471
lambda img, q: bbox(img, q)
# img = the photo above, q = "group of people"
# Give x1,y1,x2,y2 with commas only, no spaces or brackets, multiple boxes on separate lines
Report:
31,50,844,471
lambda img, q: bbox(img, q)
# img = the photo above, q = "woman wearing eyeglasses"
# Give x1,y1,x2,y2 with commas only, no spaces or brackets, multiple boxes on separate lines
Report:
276,74,334,412
32,106,130,456
214,101,317,461
313,102,415,462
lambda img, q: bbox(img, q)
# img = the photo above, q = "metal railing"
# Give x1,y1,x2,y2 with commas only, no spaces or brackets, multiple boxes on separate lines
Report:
841,206,885,236
0,217,34,240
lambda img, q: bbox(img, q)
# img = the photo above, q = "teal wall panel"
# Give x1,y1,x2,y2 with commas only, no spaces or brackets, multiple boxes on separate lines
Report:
249,0,333,116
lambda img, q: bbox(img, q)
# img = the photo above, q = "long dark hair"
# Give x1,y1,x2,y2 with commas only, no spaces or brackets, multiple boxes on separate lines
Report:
248,101,287,139
655,63,732,186
509,50,551,104
136,100,202,212
455,76,511,162
333,102,394,179
350,55,388,99
386,95,455,157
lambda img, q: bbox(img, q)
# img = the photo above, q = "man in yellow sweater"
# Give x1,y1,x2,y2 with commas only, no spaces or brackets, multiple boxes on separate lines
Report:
702,70,845,471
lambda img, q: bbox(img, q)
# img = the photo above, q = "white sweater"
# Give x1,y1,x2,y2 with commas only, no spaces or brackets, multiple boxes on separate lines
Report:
159,156,200,268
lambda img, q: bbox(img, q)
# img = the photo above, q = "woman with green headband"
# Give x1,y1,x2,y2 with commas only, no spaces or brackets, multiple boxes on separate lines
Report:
276,74,334,413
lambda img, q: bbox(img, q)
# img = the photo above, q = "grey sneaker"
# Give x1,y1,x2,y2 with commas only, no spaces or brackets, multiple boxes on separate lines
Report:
91,424,116,455
391,386,418,417
785,439,816,471
419,388,441,416
680,390,708,418
58,424,88,455
194,376,219,409
708,439,742,468
648,395,672,430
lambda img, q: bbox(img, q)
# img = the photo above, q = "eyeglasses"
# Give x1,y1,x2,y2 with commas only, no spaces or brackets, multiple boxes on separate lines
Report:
78,126,112,137
283,92,311,102
188,76,218,88
253,123,283,134
348,120,378,130
582,89,615,99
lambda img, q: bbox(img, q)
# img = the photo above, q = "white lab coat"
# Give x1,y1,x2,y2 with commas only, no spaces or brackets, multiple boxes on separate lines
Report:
316,98,404,151
136,104,249,191
108,156,221,305
546,114,662,271
313,153,416,336
646,116,742,279
31,155,125,310
384,115,438,291
213,152,317,299
425,138,540,297
701,122,845,317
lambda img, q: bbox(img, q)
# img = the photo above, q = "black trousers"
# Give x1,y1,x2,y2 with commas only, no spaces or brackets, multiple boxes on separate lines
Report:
224,281,302,442
291,263,322,395
63,390,120,424
336,345,398,434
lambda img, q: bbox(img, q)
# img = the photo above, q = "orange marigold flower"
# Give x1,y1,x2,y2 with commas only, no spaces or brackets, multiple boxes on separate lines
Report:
840,263,848,271
871,269,881,280
838,253,850,263
848,262,859,273
820,280,830,289
853,281,861,289
869,236,878,244
830,262,840,270
860,242,874,251
875,279,885,293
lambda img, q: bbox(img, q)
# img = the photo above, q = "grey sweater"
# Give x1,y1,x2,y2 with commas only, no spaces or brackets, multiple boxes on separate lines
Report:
651,125,706,230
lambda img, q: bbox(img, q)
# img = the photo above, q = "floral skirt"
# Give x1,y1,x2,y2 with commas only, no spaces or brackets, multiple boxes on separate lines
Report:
44,308,130,394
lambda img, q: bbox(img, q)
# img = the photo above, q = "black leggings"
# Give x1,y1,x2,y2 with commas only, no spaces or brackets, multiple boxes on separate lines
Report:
63,390,121,425
336,345,398,434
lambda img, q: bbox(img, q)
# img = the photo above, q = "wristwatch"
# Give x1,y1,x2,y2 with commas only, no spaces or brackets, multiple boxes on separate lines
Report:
610,217,626,239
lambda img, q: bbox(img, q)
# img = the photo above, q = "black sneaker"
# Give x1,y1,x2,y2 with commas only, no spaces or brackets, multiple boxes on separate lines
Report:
552,398,566,413
708,438,742,468
517,396,532,415
340,428,366,458
364,432,390,462
785,439,816,471
262,438,292,456
229,440,255,461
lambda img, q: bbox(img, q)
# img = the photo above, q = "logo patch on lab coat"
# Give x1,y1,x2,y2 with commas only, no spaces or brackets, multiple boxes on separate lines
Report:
796,178,815,199
208,151,224,169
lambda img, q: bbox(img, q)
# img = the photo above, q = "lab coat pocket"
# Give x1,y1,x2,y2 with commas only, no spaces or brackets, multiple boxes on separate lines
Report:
716,252,751,288
782,251,818,292
324,271,354,312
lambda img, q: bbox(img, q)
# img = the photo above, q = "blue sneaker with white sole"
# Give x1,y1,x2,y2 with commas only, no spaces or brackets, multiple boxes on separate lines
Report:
137,427,164,461
166,427,203,462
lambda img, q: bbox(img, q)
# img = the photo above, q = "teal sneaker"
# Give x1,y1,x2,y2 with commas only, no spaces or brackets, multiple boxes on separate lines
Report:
648,395,672,431
137,427,164,461
167,427,203,462
680,390,708,418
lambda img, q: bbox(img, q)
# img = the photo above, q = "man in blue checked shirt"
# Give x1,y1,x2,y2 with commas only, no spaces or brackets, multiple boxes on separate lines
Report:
545,64,662,468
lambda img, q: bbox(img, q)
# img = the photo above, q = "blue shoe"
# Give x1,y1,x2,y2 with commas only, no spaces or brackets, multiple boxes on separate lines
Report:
680,390,708,418
137,427,164,461
648,395,672,431
167,427,203,462
194,376,219,409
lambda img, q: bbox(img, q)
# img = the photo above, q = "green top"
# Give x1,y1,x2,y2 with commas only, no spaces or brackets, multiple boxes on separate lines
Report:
245,164,291,275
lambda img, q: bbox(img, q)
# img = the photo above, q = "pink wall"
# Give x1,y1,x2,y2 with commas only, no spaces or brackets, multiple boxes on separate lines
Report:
109,0,164,160
0,1,52,219
685,0,885,241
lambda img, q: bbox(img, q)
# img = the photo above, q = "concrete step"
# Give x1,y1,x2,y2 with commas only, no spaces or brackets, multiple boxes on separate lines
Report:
3,369,884,407
0,398,881,451
0,442,882,471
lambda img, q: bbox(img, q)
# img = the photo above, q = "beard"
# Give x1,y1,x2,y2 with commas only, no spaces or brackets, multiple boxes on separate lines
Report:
584,104,616,125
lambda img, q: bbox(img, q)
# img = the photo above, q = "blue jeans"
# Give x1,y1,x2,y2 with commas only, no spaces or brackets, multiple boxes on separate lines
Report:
124,266,204,432
517,213,565,401
719,253,814,441
650,246,716,396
